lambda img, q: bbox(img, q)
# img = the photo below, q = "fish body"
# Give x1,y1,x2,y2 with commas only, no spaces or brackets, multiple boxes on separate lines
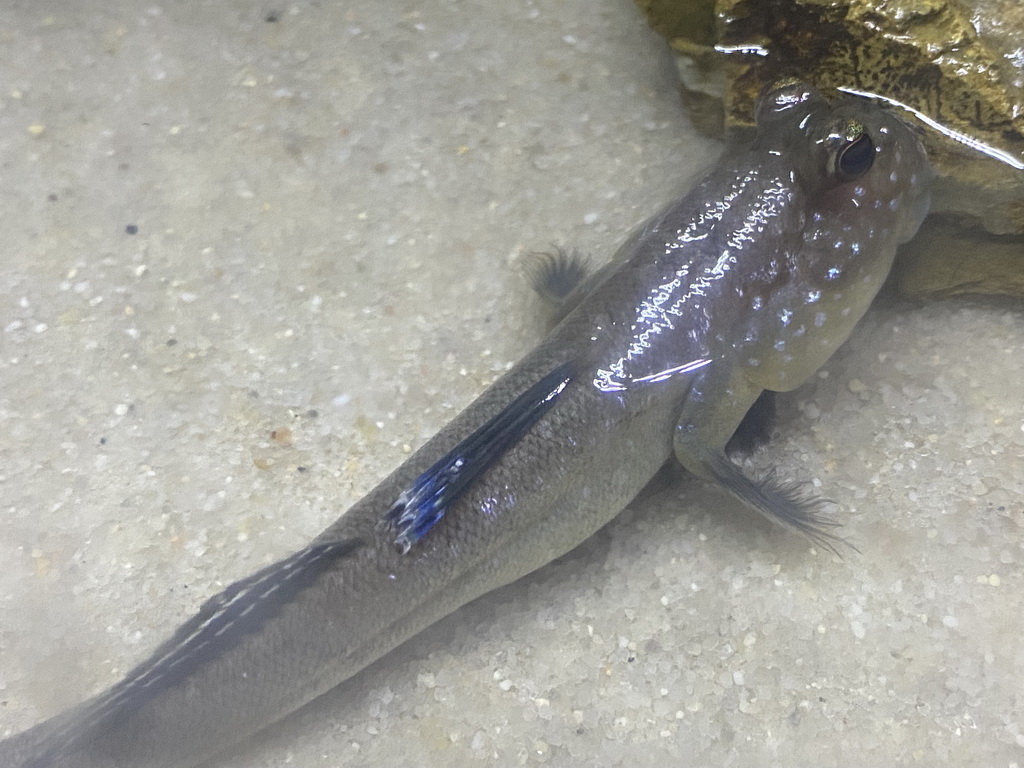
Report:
0,82,932,768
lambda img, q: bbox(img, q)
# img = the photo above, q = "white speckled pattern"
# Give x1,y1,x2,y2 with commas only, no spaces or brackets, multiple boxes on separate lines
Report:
729,85,932,394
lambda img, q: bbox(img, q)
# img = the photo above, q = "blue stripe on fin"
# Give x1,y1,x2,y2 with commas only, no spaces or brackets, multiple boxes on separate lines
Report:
385,361,575,553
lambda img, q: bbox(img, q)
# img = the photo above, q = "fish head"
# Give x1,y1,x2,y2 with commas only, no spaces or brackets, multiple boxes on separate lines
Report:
739,80,934,391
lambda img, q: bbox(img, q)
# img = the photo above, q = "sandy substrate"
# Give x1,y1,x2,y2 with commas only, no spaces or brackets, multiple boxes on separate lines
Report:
0,1,1022,766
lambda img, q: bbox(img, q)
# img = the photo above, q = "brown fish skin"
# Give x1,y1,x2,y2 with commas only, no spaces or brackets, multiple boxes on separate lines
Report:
0,82,931,768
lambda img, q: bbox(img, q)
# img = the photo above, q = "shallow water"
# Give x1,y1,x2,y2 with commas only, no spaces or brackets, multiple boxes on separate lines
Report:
0,1,1022,766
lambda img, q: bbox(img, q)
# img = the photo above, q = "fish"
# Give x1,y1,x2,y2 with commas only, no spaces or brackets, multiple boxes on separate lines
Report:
0,81,933,768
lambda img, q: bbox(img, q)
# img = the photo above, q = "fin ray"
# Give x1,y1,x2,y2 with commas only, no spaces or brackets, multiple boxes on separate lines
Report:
700,447,852,556
385,362,575,552
525,247,591,304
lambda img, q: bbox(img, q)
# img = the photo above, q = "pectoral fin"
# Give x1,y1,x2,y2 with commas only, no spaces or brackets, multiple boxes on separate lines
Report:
685,443,848,555
674,369,848,555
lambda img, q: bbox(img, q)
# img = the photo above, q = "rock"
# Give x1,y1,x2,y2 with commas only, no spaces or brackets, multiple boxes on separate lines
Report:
636,0,1024,297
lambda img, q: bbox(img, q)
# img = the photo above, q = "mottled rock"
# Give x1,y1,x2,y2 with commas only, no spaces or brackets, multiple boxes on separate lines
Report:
637,0,1024,297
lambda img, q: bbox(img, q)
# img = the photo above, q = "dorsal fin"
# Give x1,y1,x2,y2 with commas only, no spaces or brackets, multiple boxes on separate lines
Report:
384,362,576,553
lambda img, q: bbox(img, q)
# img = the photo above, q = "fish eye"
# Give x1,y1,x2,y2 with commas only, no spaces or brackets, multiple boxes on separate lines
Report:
834,131,875,181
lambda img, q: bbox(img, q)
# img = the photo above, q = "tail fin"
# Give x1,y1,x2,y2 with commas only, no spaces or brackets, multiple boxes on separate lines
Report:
12,538,364,767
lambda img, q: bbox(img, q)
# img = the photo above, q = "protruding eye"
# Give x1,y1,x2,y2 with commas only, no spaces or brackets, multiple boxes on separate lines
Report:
834,132,875,180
